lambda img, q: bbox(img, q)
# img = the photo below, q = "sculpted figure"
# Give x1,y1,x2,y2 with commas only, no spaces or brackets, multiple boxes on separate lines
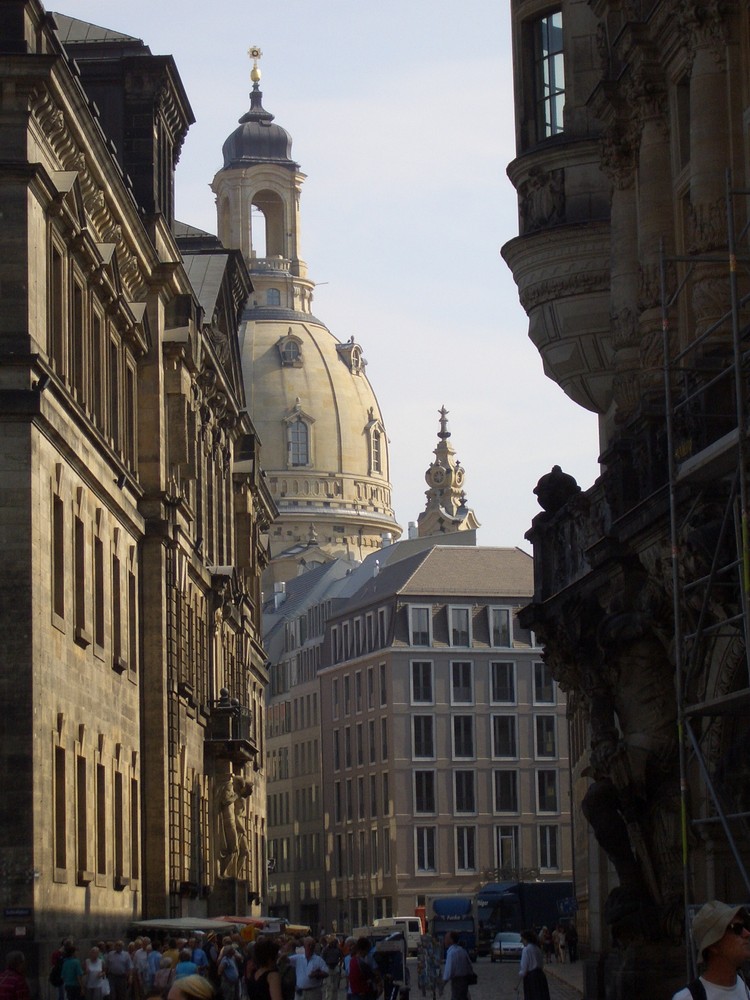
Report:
581,611,682,939
216,773,253,879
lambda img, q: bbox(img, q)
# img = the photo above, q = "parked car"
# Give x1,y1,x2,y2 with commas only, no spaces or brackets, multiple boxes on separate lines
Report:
490,931,523,963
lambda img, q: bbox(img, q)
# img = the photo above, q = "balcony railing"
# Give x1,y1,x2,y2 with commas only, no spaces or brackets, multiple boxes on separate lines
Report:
205,691,258,764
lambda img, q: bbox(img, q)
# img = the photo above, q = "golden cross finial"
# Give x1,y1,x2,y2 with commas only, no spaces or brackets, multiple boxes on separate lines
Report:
248,45,262,84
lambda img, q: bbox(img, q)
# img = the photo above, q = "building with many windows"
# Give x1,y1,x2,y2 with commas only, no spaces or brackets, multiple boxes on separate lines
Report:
0,2,274,975
319,543,572,931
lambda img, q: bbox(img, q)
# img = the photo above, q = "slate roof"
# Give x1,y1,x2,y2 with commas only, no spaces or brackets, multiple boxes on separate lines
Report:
52,13,142,46
182,253,230,319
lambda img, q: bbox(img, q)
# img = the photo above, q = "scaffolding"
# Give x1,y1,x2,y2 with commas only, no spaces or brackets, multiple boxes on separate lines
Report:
660,170,750,979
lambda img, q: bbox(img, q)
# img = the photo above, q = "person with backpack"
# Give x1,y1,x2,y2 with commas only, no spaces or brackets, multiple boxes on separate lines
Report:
672,900,750,1000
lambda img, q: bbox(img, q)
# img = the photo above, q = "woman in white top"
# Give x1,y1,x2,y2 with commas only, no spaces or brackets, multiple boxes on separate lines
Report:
518,931,550,1000
84,948,106,1000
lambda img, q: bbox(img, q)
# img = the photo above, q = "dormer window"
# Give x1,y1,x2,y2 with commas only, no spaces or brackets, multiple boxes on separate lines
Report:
365,407,386,477
276,331,303,367
337,336,365,374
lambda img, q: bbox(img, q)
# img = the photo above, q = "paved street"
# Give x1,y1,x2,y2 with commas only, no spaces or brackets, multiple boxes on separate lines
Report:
408,956,582,1000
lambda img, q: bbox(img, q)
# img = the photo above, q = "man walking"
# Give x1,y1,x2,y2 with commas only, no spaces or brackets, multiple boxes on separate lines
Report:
288,937,329,1000
672,900,750,999
442,933,473,1000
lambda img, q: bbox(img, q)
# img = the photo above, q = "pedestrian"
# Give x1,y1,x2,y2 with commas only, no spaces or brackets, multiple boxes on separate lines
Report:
154,959,175,999
246,937,282,1000
217,945,240,1000
518,930,550,1000
175,952,199,982
286,936,328,1000
321,936,341,1000
346,939,378,1000
0,952,31,1000
84,948,107,1000
538,928,553,965
441,932,474,1000
106,942,133,1000
166,975,215,1000
672,900,750,999
61,944,85,1000
566,925,578,964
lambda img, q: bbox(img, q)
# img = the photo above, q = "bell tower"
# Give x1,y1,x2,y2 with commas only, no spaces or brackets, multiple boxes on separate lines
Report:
211,47,315,315
418,407,480,537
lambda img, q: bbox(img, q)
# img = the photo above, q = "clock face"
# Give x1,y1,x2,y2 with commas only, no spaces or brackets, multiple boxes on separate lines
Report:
432,467,445,485
454,468,464,486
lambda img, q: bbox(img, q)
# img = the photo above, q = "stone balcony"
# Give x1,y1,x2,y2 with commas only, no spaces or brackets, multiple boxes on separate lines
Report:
205,690,258,765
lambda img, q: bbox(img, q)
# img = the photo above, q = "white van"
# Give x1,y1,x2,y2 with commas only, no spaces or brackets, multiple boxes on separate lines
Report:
373,916,423,955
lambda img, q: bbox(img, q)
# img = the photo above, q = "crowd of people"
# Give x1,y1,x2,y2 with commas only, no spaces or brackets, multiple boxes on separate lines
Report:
36,932,385,1000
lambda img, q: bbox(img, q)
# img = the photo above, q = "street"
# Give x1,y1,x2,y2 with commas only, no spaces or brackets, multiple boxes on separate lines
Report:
408,955,582,1000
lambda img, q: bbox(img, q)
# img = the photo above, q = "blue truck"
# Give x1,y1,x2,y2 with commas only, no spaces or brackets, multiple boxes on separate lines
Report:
425,894,478,961
476,881,575,955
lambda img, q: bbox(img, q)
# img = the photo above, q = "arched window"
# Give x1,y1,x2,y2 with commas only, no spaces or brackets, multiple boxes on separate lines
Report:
266,288,281,306
372,430,382,473
281,340,300,363
288,417,309,466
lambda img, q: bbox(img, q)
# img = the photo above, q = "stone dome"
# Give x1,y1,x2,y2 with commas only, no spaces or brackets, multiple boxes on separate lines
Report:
239,304,400,563
221,86,296,169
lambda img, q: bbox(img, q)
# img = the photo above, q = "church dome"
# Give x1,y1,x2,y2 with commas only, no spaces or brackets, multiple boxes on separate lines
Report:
221,87,296,169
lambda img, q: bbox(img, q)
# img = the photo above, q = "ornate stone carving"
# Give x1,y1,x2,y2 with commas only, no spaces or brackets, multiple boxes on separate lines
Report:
215,769,253,879
520,167,565,234
677,0,730,64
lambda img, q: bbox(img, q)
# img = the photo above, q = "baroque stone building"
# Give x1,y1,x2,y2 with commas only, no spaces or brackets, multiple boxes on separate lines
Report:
0,1,274,973
503,0,750,995
211,55,401,585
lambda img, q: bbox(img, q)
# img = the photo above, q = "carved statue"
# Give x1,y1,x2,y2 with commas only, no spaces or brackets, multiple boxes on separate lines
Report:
581,610,682,940
216,772,253,879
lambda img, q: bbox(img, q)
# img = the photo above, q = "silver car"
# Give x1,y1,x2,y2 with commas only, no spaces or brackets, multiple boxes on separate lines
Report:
490,931,523,962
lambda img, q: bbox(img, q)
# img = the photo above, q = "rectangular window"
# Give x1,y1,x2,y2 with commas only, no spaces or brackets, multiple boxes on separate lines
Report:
383,827,391,874
534,11,565,140
76,754,88,877
449,606,470,646
535,716,557,758
369,720,376,764
358,776,365,820
379,663,387,706
539,825,559,870
454,770,476,813
415,827,436,872
130,776,139,880
489,607,512,647
128,569,137,674
112,554,123,669
410,606,431,646
344,675,351,715
537,770,559,813
492,715,517,758
494,770,519,813
370,775,378,817
491,661,516,704
96,763,106,875
344,727,352,768
333,678,339,719
72,280,85,401
456,827,476,872
367,667,374,709
411,661,433,703
346,779,353,821
55,745,67,871
378,608,388,647
334,782,342,823
53,495,65,620
381,717,388,760
382,772,390,816
355,671,362,712
452,715,474,759
114,770,124,882
74,515,89,645
333,730,340,771
356,724,364,766
495,825,520,871
109,340,120,447
94,537,104,647
370,828,378,875
125,365,136,469
92,312,104,428
413,716,434,759
51,245,65,372
534,661,555,704
414,770,436,814
451,661,473,704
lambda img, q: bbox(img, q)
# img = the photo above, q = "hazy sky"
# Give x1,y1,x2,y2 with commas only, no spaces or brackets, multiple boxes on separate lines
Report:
57,0,601,549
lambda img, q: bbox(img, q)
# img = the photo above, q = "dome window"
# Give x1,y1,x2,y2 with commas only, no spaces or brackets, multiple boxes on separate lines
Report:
283,399,314,468
276,331,303,367
337,336,366,375
266,288,281,306
365,407,387,477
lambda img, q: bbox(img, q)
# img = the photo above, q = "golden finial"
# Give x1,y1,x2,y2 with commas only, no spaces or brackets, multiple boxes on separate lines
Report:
248,45,262,84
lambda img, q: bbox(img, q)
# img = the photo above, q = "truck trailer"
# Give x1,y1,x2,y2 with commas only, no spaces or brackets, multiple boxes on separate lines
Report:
425,894,478,961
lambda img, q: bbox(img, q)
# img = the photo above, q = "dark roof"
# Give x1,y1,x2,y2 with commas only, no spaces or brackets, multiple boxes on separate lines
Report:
52,13,143,46
242,306,329,328
173,221,217,240
182,253,231,319
220,85,298,171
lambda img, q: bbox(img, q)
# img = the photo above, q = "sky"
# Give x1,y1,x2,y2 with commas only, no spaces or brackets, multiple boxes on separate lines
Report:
57,0,601,550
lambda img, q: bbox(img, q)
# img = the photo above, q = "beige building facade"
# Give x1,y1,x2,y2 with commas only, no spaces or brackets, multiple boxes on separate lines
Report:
0,2,274,974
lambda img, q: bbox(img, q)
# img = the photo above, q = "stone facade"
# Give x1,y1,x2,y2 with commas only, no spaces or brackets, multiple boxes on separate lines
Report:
0,1,275,977
503,0,750,995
